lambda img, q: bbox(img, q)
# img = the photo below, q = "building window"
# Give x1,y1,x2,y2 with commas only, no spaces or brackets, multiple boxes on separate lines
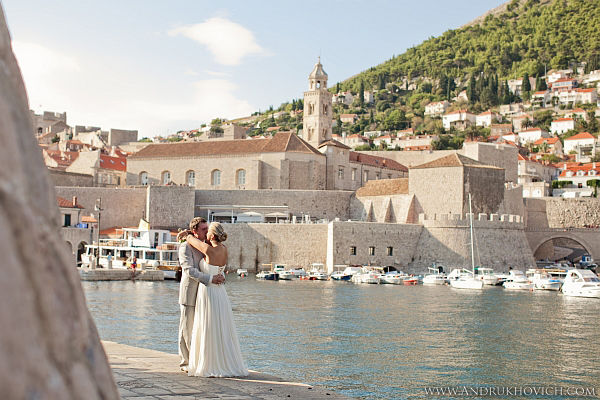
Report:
186,170,195,187
352,168,357,181
236,169,246,186
350,246,357,255
387,247,393,256
376,172,381,180
369,246,375,256
162,171,171,185
140,172,148,185
388,174,392,179
364,171,369,182
578,183,583,188
211,169,221,186
63,214,71,227
338,167,344,179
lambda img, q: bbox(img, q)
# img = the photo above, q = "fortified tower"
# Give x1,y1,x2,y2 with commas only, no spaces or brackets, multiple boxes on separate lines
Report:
303,58,332,149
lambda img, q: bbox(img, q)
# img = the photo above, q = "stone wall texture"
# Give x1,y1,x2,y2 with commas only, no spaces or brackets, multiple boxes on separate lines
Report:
55,186,146,230
146,185,195,229
0,8,118,399
195,189,353,221
544,198,600,228
48,169,94,187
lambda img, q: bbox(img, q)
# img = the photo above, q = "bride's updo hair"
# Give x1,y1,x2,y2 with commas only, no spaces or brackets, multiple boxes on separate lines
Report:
208,222,227,242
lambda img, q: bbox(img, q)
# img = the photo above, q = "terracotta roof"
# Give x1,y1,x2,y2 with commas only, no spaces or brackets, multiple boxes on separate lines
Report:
533,137,560,145
130,131,322,159
559,163,600,177
576,88,595,93
411,153,501,170
99,155,127,171
56,196,84,209
519,127,544,132
81,216,97,223
45,150,79,168
355,178,409,197
564,132,595,141
552,118,574,123
444,109,472,115
517,154,529,161
340,114,358,118
349,152,408,172
318,139,351,150
572,108,586,113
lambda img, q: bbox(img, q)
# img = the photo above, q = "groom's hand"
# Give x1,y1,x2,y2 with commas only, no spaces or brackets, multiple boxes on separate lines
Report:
212,274,225,285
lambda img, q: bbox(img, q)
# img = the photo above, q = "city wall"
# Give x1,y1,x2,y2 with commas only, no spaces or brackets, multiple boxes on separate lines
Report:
48,169,94,187
55,186,146,229
146,186,195,229
524,197,600,228
195,189,353,221
349,193,418,223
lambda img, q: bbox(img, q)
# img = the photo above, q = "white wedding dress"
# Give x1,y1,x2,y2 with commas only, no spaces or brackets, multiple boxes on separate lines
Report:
188,260,248,377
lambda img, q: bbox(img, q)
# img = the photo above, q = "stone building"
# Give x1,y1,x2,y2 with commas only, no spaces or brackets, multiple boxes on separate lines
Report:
126,60,407,190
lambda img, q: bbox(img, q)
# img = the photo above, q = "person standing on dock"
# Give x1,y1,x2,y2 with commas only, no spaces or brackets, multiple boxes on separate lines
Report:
177,217,225,372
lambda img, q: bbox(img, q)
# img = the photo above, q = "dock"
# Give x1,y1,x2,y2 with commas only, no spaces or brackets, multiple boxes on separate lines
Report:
104,341,350,399
79,268,164,281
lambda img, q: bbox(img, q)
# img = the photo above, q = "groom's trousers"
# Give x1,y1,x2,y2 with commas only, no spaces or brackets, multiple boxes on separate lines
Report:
178,305,195,367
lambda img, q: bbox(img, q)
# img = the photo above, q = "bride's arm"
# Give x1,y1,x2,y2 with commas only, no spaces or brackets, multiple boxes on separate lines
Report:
186,235,213,257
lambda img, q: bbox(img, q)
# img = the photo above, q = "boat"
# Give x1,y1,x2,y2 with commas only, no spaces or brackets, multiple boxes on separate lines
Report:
449,193,484,290
526,269,562,291
423,264,448,285
236,268,248,277
381,271,407,285
351,267,382,284
402,275,421,285
330,265,353,281
278,270,295,280
502,270,533,290
308,263,329,280
561,269,600,298
256,270,279,280
81,221,179,279
474,267,501,286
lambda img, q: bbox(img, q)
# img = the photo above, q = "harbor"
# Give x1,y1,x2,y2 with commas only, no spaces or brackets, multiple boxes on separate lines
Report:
84,279,600,399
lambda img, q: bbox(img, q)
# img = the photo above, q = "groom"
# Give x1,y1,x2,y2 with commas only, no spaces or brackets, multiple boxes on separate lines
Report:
178,217,225,372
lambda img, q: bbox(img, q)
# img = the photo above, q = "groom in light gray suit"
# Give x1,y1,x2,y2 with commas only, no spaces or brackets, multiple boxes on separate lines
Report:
178,217,225,371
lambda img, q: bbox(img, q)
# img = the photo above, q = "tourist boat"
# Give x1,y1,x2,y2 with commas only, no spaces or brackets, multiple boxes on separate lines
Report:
474,267,501,286
81,221,178,279
381,271,407,285
561,269,600,298
331,266,361,281
449,194,483,290
502,270,533,290
526,269,562,291
402,275,421,286
423,264,448,285
278,270,295,280
308,263,329,280
236,268,248,277
256,270,279,280
351,267,382,284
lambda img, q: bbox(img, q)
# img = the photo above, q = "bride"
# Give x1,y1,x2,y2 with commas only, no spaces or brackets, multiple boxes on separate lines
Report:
184,222,248,377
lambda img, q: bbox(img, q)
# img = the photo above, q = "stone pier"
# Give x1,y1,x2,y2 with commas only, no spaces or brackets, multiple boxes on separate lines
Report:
104,341,350,399
78,268,164,281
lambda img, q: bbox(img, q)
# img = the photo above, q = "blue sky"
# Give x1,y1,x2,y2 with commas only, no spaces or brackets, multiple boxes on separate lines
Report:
3,0,504,137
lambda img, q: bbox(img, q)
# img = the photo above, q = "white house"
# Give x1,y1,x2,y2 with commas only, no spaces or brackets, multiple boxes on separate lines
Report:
531,91,552,108
557,162,600,196
363,91,374,104
340,114,359,124
533,136,563,156
517,128,549,144
563,132,596,154
442,109,476,130
575,88,598,104
372,135,395,148
333,91,355,105
476,110,498,127
510,114,532,132
550,118,575,135
424,101,449,117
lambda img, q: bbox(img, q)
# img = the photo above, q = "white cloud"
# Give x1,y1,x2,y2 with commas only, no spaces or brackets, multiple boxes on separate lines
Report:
169,17,264,66
11,40,255,137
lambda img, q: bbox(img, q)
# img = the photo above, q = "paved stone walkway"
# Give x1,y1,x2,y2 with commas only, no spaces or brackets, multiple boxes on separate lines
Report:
104,341,350,399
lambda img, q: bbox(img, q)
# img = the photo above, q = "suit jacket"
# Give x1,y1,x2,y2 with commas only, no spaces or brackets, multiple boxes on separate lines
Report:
178,241,212,306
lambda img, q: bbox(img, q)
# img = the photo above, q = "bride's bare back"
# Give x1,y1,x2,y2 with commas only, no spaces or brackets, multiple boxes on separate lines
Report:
204,242,227,267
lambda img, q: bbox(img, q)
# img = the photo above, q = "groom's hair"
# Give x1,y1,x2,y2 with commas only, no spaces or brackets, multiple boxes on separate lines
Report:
189,217,207,232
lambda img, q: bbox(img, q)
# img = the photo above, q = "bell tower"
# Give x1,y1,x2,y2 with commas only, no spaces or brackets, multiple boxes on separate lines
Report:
303,57,332,149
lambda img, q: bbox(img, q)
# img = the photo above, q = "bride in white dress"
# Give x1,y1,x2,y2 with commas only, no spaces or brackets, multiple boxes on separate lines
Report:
185,222,248,377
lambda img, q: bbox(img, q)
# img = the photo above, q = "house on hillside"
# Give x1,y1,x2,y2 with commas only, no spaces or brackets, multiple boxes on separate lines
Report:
340,114,359,124
563,132,596,157
531,91,552,108
442,110,475,130
550,118,575,135
424,101,449,117
476,110,499,127
517,128,549,145
533,137,563,156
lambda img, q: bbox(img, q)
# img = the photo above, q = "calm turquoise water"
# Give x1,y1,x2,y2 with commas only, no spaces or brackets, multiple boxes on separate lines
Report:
83,278,600,399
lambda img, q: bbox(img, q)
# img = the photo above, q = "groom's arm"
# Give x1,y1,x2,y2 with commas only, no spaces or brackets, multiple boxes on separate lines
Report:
179,243,212,286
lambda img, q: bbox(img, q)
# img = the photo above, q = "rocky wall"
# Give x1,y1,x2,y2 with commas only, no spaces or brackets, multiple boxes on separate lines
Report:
0,7,118,398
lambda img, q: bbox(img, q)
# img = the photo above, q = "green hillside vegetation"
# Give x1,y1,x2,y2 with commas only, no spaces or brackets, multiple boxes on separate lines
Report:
234,0,599,148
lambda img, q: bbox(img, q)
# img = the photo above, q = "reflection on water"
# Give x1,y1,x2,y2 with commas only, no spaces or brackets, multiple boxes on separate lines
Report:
83,279,600,399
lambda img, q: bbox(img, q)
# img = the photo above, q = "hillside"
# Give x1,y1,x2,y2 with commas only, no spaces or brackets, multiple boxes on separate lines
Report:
340,0,600,93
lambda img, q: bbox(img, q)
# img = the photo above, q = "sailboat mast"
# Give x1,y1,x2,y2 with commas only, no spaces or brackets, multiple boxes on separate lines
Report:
469,192,475,274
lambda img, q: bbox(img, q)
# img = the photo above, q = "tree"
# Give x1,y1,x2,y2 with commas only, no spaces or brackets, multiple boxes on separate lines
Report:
522,72,531,100
467,75,477,103
586,179,600,197
358,81,365,106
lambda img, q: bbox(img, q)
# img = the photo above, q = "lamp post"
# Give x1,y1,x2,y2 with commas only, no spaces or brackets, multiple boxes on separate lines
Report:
94,198,103,269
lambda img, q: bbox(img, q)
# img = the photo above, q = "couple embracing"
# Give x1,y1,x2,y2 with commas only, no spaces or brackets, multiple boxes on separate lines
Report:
177,217,248,377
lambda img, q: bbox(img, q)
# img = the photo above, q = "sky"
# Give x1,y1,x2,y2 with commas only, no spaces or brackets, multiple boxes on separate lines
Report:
3,0,504,138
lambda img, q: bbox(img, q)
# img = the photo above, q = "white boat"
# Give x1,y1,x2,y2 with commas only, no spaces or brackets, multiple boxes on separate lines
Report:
474,267,501,286
289,268,308,278
423,265,448,285
278,270,295,280
526,269,562,291
308,263,329,280
449,194,483,290
381,271,407,285
503,270,533,290
256,270,279,280
81,221,178,279
236,268,248,277
351,267,382,284
332,266,361,281
561,269,600,298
